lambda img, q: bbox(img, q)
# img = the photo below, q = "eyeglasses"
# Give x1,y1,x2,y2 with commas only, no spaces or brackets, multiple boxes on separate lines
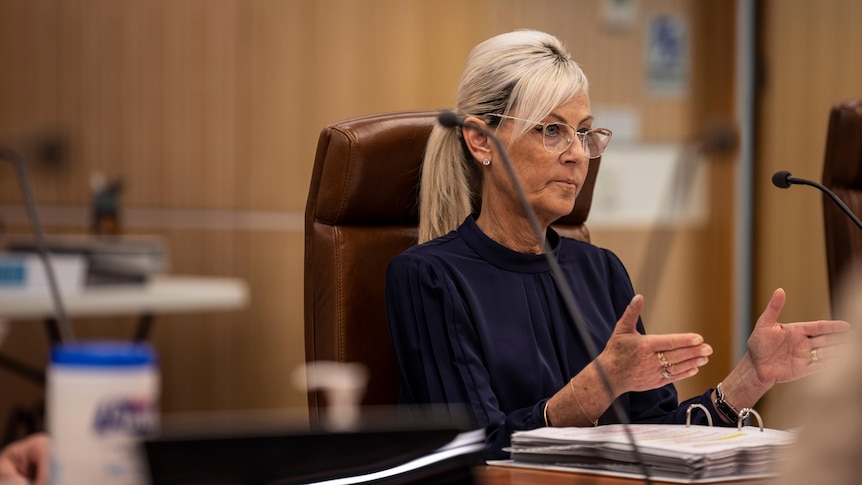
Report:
484,113,612,159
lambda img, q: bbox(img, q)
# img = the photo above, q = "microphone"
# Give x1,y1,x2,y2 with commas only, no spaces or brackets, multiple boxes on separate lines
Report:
1,147,75,343
771,170,862,231
437,111,654,484
437,110,462,129
771,170,793,189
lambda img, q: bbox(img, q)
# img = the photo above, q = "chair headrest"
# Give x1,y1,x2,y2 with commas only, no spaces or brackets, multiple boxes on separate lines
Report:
823,98,862,189
310,111,433,226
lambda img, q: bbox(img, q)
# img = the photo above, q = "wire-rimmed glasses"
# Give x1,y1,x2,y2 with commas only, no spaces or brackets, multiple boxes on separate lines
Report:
484,113,612,159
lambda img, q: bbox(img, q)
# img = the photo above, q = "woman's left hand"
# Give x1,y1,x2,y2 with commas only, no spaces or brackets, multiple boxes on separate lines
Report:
747,288,852,387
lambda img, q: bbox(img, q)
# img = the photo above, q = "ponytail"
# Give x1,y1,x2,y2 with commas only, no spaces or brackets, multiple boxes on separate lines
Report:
418,124,477,243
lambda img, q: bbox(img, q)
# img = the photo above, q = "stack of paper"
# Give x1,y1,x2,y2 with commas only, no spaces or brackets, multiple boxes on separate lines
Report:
506,424,796,480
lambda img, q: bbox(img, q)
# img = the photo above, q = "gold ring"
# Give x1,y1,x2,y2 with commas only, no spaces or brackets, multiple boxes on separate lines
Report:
661,370,672,379
657,351,671,368
811,348,820,362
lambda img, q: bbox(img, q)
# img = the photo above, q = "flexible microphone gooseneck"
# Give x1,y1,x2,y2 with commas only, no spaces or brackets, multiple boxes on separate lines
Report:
438,111,654,484
771,170,862,231
1,147,75,343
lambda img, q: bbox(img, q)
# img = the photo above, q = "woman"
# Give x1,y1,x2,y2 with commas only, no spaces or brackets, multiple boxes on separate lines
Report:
384,29,849,459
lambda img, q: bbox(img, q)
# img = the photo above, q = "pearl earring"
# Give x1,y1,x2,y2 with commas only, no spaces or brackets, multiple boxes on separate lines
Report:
482,158,491,166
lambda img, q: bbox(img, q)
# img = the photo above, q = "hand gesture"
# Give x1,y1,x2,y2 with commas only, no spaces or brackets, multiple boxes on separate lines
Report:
748,288,851,386
597,295,713,396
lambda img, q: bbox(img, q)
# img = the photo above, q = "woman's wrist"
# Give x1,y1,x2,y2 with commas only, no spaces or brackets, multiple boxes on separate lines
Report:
569,378,598,426
590,354,621,400
714,353,774,420
546,364,612,427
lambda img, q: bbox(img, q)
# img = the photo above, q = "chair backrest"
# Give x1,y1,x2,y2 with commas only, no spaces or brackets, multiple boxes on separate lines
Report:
822,98,862,317
303,110,601,425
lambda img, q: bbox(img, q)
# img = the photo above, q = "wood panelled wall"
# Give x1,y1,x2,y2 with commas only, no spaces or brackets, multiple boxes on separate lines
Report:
754,0,862,428
0,0,736,432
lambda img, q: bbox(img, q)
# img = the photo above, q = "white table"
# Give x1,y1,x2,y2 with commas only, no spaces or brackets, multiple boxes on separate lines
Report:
0,275,248,320
0,275,249,381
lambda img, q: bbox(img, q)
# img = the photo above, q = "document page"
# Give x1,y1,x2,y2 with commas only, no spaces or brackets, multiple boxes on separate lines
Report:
506,424,796,480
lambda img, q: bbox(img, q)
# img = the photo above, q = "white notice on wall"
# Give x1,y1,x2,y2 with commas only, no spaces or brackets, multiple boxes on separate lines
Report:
646,14,689,96
587,142,708,230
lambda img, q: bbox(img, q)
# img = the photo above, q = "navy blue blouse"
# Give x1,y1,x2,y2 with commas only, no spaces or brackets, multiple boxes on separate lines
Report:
385,215,721,459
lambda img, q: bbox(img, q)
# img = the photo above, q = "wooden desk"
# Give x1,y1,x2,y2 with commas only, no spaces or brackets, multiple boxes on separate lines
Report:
473,465,776,485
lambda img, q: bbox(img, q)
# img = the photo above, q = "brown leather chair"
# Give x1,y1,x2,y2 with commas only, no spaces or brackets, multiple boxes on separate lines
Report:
303,110,601,426
822,98,862,318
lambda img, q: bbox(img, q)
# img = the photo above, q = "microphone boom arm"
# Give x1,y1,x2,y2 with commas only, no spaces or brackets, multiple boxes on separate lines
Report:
1,147,75,343
792,177,862,231
773,170,862,231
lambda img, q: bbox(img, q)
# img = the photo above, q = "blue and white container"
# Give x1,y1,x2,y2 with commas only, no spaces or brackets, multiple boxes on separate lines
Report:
47,341,159,485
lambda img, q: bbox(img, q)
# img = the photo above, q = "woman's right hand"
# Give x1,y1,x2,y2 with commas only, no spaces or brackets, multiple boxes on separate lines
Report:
596,295,713,396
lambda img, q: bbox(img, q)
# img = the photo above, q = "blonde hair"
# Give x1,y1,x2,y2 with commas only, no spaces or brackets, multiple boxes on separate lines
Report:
418,30,590,243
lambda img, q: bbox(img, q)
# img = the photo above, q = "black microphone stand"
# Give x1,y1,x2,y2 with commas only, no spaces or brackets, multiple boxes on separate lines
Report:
0,147,74,343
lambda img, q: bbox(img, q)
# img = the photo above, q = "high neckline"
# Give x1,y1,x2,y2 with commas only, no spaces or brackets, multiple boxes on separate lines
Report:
458,214,561,273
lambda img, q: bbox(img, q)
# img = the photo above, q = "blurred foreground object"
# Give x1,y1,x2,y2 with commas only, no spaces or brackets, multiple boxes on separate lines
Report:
778,266,862,485
141,402,483,484
0,432,49,485
48,341,158,485
293,361,368,432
